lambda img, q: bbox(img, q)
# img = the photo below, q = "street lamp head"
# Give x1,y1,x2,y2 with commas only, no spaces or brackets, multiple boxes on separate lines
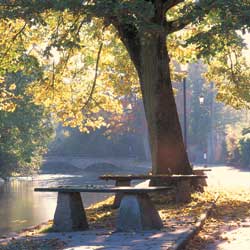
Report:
126,103,132,110
180,63,188,73
199,95,205,105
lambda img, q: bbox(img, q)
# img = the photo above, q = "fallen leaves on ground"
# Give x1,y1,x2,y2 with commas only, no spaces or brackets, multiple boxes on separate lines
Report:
0,238,64,250
185,187,250,250
84,189,217,231
86,196,117,229
155,190,216,230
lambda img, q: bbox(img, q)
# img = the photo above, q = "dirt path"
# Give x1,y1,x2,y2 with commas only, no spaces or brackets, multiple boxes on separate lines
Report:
206,165,250,189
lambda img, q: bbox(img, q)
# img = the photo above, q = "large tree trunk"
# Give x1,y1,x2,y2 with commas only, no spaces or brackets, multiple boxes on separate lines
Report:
114,23,192,175
139,33,191,174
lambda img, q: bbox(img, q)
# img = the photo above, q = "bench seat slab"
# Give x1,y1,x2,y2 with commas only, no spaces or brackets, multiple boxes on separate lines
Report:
117,193,163,232
53,192,88,232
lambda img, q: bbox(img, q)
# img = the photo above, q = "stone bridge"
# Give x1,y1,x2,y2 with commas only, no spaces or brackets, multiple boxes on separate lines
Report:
42,156,150,175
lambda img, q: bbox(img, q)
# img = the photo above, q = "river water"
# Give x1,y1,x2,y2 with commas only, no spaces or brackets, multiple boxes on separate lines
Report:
0,174,110,235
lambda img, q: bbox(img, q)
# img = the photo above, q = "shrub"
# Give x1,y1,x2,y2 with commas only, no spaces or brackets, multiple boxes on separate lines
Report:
239,134,250,168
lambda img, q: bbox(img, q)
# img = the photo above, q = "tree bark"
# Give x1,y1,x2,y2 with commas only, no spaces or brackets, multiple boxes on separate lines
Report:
114,22,192,174
138,33,191,174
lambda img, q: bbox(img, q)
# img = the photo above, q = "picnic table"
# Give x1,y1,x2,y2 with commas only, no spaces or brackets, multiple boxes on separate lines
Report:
192,167,211,187
34,185,171,232
99,174,208,207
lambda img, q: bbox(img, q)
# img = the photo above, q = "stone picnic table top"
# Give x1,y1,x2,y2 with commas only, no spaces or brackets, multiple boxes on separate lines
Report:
34,185,172,193
193,167,212,172
99,174,207,181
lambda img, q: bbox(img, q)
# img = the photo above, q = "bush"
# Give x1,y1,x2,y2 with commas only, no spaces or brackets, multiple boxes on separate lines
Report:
0,73,54,177
239,134,250,168
225,124,242,164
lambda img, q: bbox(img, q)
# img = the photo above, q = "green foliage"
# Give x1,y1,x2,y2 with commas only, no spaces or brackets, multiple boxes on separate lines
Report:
0,72,54,177
224,124,242,164
224,123,250,167
175,62,249,163
239,133,250,167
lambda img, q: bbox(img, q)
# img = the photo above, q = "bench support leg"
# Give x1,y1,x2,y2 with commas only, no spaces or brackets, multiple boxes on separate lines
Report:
53,192,88,232
192,170,207,192
112,180,131,209
176,180,191,203
116,193,163,231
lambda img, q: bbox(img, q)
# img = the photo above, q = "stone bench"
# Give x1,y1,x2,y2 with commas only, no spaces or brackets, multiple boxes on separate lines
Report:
34,185,171,232
99,174,208,206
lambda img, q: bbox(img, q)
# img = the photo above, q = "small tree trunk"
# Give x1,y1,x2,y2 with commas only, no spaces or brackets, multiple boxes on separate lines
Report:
139,33,191,174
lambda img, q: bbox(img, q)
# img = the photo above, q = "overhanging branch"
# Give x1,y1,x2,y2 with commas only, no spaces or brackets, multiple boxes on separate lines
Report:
163,0,185,12
0,22,27,65
166,0,217,34
82,42,103,112
112,21,141,77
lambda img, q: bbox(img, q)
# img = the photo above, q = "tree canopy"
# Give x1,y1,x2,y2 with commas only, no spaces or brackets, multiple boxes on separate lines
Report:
1,1,250,126
1,0,250,174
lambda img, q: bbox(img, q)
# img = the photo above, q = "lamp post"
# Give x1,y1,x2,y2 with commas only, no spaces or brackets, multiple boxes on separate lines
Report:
183,76,187,149
179,64,188,150
199,83,214,164
176,64,188,150
199,94,206,163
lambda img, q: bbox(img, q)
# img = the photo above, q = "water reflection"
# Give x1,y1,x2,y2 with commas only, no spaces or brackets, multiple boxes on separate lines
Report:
0,175,109,235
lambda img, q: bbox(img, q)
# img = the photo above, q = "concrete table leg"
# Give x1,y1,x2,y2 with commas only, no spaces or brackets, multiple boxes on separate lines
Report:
116,193,163,231
192,170,207,191
112,180,131,209
53,192,89,232
175,180,191,203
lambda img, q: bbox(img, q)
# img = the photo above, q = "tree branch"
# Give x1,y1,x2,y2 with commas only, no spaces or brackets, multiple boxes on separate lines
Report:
163,0,184,12
166,0,217,34
112,21,141,78
167,15,193,33
0,22,27,64
82,41,103,112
